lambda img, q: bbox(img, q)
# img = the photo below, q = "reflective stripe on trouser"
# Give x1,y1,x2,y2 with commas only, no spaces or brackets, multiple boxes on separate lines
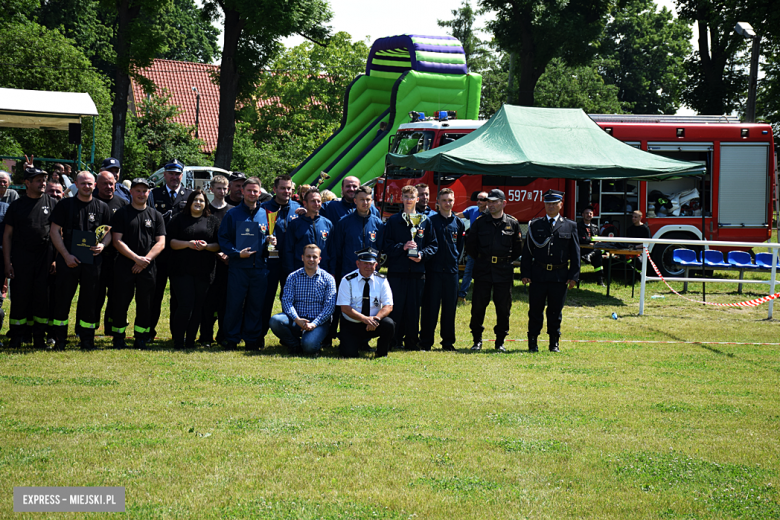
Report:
53,258,101,338
9,248,51,338
112,259,156,339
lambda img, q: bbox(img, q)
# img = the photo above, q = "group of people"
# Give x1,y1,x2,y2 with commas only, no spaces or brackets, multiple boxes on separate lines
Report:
1,155,590,356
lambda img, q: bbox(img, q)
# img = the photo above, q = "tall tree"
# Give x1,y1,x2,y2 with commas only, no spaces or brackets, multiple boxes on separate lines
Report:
535,58,626,113
675,0,759,115
599,0,691,114
437,1,489,71
252,32,368,144
481,0,620,106
201,0,332,170
157,0,220,63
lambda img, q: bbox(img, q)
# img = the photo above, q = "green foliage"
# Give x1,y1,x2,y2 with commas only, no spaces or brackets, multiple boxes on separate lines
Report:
231,122,315,187
0,20,112,167
156,0,220,63
122,92,208,176
437,1,490,72
599,0,691,114
535,58,627,113
253,32,368,143
482,0,619,106
756,41,780,146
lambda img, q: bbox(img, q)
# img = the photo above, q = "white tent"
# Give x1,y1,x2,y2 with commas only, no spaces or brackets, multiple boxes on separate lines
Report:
0,87,98,130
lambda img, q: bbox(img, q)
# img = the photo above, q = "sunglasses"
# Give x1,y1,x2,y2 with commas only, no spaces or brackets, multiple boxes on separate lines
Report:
477,198,487,202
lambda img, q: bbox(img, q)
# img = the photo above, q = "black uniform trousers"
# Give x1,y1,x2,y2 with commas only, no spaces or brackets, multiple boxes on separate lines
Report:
9,248,50,339
527,281,569,337
469,281,512,341
387,274,424,349
420,271,459,349
112,262,156,339
52,258,101,341
95,256,116,334
261,259,285,338
150,254,175,339
199,261,228,343
339,316,395,358
170,274,210,347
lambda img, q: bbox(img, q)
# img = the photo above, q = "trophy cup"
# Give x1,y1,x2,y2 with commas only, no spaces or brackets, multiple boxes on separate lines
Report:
403,213,426,258
315,171,330,188
266,210,279,259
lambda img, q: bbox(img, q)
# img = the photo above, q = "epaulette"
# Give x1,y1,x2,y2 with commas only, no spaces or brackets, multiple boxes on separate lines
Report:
346,273,358,281
375,273,386,279
474,213,487,221
529,216,544,224
505,214,518,221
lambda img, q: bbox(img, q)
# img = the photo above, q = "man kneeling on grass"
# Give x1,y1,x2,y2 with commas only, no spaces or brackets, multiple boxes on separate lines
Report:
269,244,336,355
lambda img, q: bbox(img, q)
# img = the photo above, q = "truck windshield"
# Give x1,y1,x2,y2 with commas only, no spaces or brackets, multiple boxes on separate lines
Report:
391,131,435,155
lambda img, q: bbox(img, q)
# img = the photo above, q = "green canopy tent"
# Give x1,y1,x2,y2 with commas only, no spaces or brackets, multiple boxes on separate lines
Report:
387,105,706,180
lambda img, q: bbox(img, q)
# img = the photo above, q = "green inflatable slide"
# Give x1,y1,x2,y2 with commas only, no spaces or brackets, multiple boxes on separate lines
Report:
292,34,482,196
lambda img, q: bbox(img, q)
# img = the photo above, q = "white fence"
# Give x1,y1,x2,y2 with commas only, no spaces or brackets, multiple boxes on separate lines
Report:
591,236,780,319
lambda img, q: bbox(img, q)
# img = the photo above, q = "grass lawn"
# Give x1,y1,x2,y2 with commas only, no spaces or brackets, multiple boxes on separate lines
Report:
1,247,779,518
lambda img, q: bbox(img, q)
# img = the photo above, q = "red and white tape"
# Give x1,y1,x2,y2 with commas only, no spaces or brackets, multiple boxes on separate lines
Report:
644,247,780,307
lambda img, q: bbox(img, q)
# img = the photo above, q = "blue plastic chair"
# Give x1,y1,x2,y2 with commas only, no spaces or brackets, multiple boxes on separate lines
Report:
702,250,731,268
755,252,780,269
672,249,701,267
727,251,760,269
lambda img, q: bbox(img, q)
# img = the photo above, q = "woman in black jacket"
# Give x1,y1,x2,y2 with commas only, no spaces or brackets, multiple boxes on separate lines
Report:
167,188,220,348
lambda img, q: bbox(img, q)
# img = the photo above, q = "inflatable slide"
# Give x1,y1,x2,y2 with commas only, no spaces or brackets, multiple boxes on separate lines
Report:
292,34,482,196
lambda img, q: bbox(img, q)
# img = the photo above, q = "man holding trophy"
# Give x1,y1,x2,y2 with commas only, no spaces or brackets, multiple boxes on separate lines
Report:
382,185,438,350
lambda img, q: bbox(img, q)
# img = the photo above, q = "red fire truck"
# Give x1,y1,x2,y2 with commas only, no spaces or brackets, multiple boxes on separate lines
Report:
377,113,776,277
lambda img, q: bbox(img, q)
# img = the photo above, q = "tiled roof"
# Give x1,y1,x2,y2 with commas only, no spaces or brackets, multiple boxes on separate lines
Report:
130,59,282,153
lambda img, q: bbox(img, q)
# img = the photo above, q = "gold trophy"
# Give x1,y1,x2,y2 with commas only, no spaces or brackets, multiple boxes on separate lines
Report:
315,171,330,188
402,212,426,258
266,210,279,259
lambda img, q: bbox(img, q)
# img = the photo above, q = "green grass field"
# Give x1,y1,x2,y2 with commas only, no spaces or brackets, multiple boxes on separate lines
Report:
1,246,779,518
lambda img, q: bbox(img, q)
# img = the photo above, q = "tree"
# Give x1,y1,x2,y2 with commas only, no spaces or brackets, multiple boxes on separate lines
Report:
0,20,113,170
156,0,220,63
252,32,368,143
437,1,490,71
534,58,626,113
675,0,759,115
481,0,620,106
598,0,691,114
123,92,208,175
99,0,173,165
201,0,332,170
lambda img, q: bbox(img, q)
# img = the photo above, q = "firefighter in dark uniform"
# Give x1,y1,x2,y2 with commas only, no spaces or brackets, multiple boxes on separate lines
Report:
94,170,127,336
150,160,192,340
520,189,580,353
49,171,112,350
465,189,523,352
577,205,605,286
3,168,57,349
111,179,166,349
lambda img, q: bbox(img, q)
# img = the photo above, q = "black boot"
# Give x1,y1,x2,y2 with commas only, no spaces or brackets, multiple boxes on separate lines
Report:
470,339,482,351
528,334,538,353
113,336,128,349
495,337,506,352
597,275,605,287
549,335,560,352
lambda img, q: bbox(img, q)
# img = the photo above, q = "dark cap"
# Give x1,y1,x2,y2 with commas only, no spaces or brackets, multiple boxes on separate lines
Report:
229,171,247,183
486,188,505,201
164,160,184,173
101,157,121,170
543,189,564,203
130,178,152,189
24,167,47,180
355,247,380,262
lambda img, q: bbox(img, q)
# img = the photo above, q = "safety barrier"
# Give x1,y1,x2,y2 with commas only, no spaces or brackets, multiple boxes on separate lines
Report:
591,236,780,319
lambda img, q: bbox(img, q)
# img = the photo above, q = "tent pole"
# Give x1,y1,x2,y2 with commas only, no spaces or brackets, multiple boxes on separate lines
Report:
90,117,96,166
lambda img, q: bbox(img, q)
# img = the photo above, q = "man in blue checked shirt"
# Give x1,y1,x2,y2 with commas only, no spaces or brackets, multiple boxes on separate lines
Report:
269,244,336,355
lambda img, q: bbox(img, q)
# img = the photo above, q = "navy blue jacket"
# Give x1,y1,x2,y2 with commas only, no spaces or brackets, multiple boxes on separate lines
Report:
327,210,385,279
283,214,333,275
382,212,438,275
321,198,380,225
425,212,465,274
218,201,270,270
261,197,301,269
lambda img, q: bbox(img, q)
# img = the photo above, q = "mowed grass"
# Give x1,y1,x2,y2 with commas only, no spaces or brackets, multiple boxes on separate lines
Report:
1,243,779,518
